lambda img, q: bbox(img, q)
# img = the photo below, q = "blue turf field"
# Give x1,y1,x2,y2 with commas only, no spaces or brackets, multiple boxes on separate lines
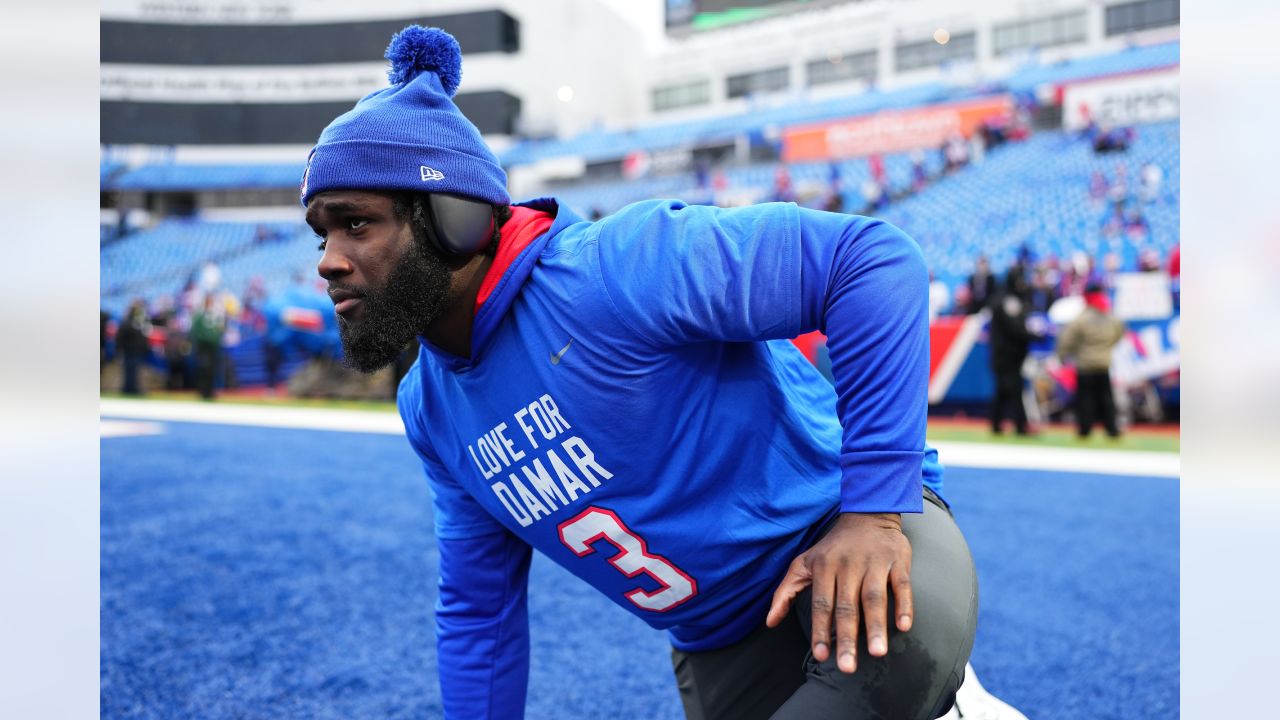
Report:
101,420,1178,719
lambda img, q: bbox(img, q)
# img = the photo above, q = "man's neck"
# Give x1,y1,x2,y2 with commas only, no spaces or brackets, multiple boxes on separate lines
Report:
422,253,493,358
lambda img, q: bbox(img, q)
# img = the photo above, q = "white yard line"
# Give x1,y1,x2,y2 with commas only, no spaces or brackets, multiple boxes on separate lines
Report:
100,399,1179,477
100,398,405,435
100,419,166,437
929,440,1179,478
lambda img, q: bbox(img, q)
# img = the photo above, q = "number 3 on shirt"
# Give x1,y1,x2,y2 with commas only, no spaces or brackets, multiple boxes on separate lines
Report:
557,506,698,612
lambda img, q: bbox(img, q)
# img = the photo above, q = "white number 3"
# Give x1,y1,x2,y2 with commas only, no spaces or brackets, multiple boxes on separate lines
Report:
557,507,698,612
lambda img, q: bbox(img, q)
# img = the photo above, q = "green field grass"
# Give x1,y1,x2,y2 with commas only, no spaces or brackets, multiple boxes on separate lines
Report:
101,391,398,414
926,421,1179,453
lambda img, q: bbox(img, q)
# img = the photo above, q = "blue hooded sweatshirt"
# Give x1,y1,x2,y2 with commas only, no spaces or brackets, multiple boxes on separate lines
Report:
398,198,942,719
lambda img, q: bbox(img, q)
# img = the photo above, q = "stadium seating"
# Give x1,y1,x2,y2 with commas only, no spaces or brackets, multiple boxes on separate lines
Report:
99,39,1180,318
879,120,1179,290
100,121,1177,319
100,220,309,315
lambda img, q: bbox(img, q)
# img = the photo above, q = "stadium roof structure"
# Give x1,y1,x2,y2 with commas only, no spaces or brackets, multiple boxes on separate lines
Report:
499,81,981,168
99,41,1177,192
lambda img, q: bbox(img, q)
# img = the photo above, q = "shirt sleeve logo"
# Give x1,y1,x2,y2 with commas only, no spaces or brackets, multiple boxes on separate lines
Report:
420,165,446,181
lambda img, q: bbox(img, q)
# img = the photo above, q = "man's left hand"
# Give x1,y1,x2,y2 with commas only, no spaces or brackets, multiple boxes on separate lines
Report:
765,512,913,674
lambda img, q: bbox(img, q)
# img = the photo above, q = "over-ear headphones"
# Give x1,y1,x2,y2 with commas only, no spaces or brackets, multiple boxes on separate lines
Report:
422,192,495,257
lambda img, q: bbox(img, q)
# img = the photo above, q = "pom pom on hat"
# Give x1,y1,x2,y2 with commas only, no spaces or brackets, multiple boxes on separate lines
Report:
301,25,509,208
385,25,462,95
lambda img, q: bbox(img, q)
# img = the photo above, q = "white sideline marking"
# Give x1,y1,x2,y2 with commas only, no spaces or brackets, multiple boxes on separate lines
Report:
100,419,166,438
930,440,1179,478
100,399,1179,477
100,399,405,435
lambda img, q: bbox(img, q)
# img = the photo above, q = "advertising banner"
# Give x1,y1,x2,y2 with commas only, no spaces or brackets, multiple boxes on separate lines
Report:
781,95,1012,162
920,313,1179,405
1062,68,1179,130
1111,316,1180,387
101,63,388,103
1112,272,1174,320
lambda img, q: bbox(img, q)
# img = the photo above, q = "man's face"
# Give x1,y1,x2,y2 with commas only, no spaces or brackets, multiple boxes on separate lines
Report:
307,190,453,373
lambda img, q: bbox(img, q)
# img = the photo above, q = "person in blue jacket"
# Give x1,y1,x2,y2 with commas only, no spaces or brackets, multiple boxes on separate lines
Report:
301,25,1023,720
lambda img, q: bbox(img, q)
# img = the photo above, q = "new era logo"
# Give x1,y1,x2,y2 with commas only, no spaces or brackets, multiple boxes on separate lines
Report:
420,166,445,181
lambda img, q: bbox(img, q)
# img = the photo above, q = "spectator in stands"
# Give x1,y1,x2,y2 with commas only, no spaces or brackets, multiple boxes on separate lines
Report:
1077,102,1097,141
943,133,969,173
965,255,996,313
1102,205,1125,238
1059,252,1091,298
149,302,175,389
979,118,1006,150
952,283,972,317
819,163,849,213
117,299,151,396
928,271,951,324
861,179,887,212
1138,247,1163,273
1016,243,1034,267
1168,244,1180,310
1124,208,1151,242
1028,267,1057,314
1092,124,1134,154
867,153,886,195
162,309,190,391
1056,285,1126,438
1108,165,1130,209
769,165,796,203
968,131,986,165
1139,162,1164,204
191,295,226,400
987,268,1039,436
1088,170,1109,204
822,161,845,213
100,309,110,370
1100,253,1122,293
1040,254,1062,290
178,277,200,325
910,149,928,191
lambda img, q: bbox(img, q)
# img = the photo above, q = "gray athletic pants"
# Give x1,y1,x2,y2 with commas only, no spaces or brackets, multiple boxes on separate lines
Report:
671,489,978,720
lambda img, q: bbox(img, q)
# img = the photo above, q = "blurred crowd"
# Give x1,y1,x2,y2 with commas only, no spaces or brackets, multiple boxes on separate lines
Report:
935,240,1180,322
101,262,273,400
947,241,1179,437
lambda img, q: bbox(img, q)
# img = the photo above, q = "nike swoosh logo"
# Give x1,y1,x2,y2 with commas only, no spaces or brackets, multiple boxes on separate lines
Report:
549,338,574,365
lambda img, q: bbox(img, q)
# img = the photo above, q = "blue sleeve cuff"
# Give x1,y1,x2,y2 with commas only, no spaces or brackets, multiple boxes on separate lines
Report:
839,450,924,514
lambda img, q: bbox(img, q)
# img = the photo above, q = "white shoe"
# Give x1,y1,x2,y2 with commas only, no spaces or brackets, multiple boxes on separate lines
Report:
948,663,1029,719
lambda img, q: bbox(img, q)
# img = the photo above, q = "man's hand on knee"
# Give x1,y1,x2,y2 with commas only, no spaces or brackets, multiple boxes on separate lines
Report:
766,512,914,674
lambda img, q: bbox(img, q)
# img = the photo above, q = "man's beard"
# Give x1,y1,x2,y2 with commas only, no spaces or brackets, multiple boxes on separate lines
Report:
334,240,452,374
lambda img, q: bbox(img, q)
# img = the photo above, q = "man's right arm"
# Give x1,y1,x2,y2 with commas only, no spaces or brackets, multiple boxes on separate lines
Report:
435,529,532,720
398,369,533,719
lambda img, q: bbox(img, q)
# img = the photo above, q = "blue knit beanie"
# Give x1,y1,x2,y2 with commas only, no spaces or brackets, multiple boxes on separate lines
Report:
300,25,510,207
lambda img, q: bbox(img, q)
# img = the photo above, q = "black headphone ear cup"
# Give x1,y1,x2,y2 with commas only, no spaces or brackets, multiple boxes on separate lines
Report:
427,193,495,256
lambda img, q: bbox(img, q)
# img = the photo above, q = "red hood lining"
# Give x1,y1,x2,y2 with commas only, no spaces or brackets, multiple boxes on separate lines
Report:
475,206,556,311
